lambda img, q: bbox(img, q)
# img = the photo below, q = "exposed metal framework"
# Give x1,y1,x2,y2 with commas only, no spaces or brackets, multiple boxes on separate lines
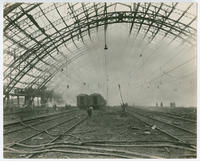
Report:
3,2,197,95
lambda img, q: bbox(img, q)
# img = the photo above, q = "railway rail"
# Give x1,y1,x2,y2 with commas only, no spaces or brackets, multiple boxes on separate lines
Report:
4,106,197,158
128,108,196,146
132,108,196,134
4,108,78,127
156,112,196,123
4,109,78,135
4,108,88,158
135,107,196,123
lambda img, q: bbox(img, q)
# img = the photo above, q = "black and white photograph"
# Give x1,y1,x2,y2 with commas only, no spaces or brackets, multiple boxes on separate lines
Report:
1,1,198,159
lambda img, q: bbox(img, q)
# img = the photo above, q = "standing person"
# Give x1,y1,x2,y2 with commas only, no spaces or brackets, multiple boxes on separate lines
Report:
53,104,57,111
87,106,93,117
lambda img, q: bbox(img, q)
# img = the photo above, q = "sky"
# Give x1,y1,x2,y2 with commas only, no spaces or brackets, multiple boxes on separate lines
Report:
47,23,197,107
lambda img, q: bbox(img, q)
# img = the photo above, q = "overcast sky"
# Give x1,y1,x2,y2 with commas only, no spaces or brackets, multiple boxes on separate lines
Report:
47,23,196,107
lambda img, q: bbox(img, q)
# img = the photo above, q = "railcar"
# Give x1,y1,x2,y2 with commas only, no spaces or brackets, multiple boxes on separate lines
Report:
89,93,106,109
77,93,106,109
77,94,89,109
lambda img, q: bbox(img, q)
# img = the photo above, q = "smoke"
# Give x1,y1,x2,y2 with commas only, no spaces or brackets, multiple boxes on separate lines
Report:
47,24,196,107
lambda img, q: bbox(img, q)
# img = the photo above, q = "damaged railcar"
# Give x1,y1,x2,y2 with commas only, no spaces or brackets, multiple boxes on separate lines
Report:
77,93,106,109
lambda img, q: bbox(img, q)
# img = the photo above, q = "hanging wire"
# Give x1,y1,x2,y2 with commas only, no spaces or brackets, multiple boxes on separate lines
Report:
104,3,108,50
132,56,196,90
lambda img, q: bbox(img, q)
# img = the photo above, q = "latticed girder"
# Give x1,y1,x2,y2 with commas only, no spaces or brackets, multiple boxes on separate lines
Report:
3,2,197,94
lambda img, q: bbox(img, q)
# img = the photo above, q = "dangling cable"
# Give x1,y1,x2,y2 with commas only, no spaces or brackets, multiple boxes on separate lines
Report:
103,2,108,103
104,3,108,50
104,24,108,50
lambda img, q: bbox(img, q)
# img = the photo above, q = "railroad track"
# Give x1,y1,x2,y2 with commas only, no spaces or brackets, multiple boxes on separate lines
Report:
164,112,196,122
4,107,197,159
132,107,196,123
4,139,196,158
4,110,84,146
4,108,78,128
131,108,196,133
4,109,78,135
4,110,89,158
128,108,196,146
152,111,196,123
4,109,163,159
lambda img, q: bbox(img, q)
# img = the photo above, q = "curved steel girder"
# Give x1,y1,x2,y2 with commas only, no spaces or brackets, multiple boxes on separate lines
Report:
4,16,194,81
5,3,103,38
39,51,87,89
4,3,78,33
7,45,88,93
26,45,88,88
38,47,89,89
4,2,106,53
4,4,42,32
4,3,98,43
4,8,195,74
4,11,195,92
5,3,196,53
4,11,196,93
4,3,23,17
5,2,196,39
5,10,196,77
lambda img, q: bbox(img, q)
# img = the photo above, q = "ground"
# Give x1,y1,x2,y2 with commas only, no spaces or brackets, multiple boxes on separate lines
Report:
3,106,196,158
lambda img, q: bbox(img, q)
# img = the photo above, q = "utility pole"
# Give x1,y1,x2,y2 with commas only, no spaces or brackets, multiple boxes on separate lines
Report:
118,84,127,115
118,84,124,105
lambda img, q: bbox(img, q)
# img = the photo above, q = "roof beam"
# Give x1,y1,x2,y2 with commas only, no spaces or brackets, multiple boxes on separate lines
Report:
4,34,29,51
129,3,140,35
136,3,151,37
4,8,196,93
149,3,178,43
4,3,22,17
143,3,163,39
54,3,79,49
168,16,197,45
162,3,193,40
93,3,99,32
68,3,85,44
38,5,71,56
5,9,194,80
4,4,41,32
81,3,92,40
18,7,62,64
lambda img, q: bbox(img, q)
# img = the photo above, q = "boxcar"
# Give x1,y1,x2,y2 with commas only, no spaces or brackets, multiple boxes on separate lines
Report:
77,93,106,109
77,94,89,109
88,93,106,109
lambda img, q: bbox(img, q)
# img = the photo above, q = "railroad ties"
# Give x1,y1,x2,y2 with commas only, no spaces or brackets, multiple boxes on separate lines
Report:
4,106,197,158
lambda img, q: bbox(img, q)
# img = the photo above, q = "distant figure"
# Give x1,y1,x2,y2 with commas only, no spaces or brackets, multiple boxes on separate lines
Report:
160,102,163,107
121,103,127,113
87,106,93,117
156,102,158,107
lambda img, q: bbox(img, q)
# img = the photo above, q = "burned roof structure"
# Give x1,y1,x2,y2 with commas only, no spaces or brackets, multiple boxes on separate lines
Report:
3,2,197,95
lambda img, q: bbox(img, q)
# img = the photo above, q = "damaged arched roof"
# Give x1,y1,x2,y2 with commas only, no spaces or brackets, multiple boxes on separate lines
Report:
3,2,197,94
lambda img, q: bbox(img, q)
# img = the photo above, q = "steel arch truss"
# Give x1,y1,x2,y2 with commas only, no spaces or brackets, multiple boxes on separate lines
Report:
3,2,197,94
